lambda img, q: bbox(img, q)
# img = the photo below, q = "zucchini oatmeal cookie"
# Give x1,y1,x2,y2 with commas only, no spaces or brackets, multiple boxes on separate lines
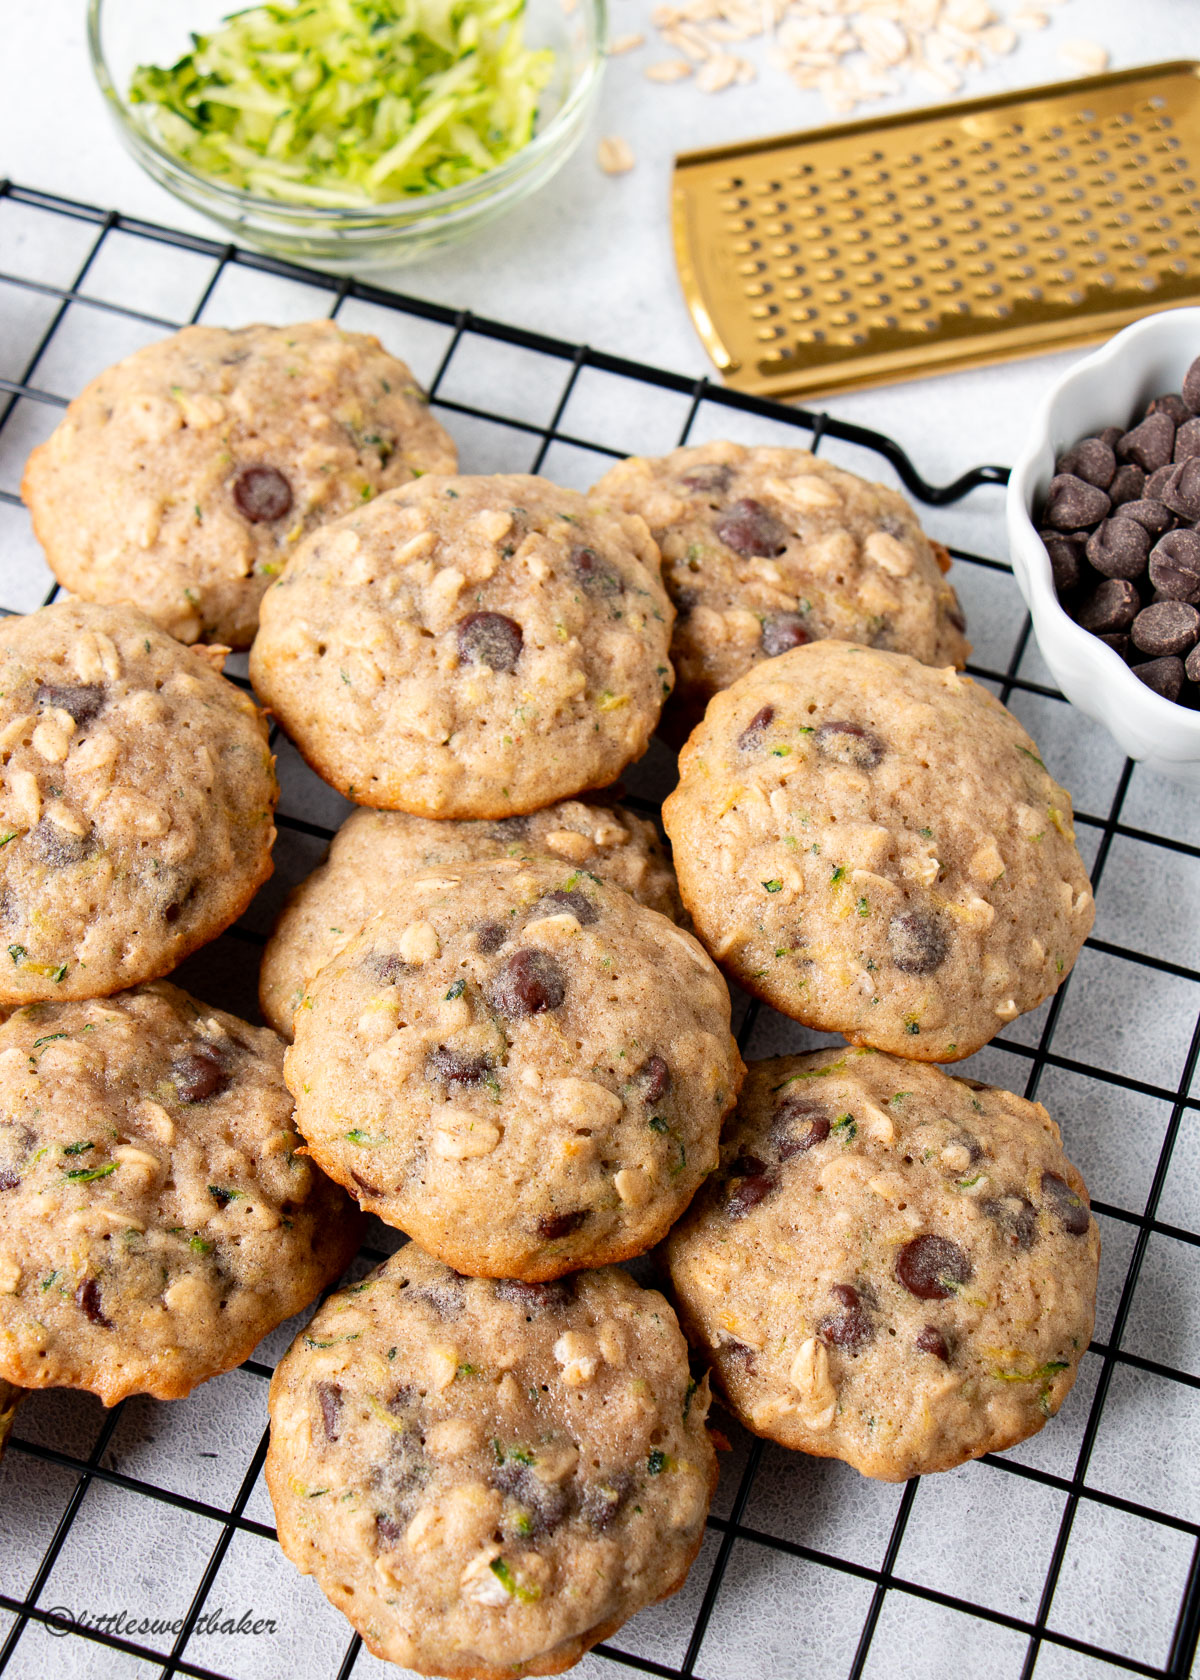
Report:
591,441,968,733
267,1246,717,1679
0,1378,19,1459
663,641,1094,1061
0,601,277,1005
666,1049,1099,1482
286,857,742,1279
0,982,363,1406
249,474,674,818
22,320,457,647
260,800,684,1039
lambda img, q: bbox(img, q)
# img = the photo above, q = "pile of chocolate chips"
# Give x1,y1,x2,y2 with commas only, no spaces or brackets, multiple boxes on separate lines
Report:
1039,352,1200,706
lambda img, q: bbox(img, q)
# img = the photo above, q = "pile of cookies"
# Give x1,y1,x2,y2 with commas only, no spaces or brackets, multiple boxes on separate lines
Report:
1,319,1101,1679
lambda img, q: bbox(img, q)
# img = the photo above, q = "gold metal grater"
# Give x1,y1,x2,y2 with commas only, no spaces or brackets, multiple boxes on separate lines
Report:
672,61,1200,401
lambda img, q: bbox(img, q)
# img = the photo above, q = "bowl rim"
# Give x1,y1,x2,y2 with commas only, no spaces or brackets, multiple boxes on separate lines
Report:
1006,304,1200,743
86,0,607,224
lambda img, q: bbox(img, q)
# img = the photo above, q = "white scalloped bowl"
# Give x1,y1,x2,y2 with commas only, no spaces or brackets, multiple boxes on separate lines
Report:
1007,307,1200,789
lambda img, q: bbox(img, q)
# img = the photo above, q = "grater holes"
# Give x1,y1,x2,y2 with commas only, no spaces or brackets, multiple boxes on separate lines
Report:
687,70,1200,391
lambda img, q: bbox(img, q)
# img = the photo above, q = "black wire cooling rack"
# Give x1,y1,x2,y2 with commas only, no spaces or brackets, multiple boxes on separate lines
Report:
0,179,1198,1680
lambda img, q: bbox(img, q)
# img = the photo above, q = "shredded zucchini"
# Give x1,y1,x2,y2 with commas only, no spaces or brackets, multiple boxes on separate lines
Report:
128,0,555,205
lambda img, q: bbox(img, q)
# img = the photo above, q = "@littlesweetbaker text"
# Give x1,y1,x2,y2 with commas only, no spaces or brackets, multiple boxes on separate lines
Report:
45,1605,278,1639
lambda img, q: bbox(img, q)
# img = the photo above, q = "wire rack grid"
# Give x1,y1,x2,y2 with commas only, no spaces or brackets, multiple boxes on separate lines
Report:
0,179,1197,1680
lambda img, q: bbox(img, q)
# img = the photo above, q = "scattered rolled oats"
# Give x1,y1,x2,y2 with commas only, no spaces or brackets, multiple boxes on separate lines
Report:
608,30,645,52
643,0,1092,113
1058,37,1108,75
597,135,636,175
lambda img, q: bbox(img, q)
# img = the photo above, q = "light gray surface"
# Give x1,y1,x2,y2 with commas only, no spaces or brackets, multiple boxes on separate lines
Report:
1,33,1199,1673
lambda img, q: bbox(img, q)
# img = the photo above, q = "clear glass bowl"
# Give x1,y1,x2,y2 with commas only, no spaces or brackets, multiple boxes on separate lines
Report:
88,0,606,269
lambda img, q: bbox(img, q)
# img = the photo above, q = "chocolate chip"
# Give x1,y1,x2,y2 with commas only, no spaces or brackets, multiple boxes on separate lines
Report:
456,612,523,672
817,1283,874,1352
1085,518,1150,580
983,1193,1038,1251
25,820,93,868
1118,498,1174,537
714,498,788,557
1184,355,1200,414
1097,632,1129,657
895,1234,972,1299
532,889,598,926
495,1277,573,1312
1119,412,1176,473
1160,458,1200,521
1108,463,1146,506
888,910,948,974
171,1046,230,1103
375,1422,430,1519
233,465,293,523
681,464,734,495
581,1472,633,1531
760,613,810,658
487,816,529,842
773,1095,831,1158
725,1155,779,1219
376,1514,404,1546
489,948,566,1017
317,1381,342,1441
815,719,886,770
1041,534,1085,594
737,705,775,749
1056,437,1116,488
494,1460,569,1536
722,1339,757,1373
1041,1170,1090,1235
0,1168,19,1192
351,1169,385,1196
427,1046,492,1085
1148,530,1200,603
1132,601,1200,658
1132,656,1185,701
1187,643,1200,685
370,953,408,984
1148,392,1192,426
1075,576,1141,633
34,683,105,725
1099,426,1124,448
636,1054,671,1105
1175,418,1200,462
1145,463,1177,500
915,1325,950,1362
536,1209,585,1241
474,920,508,955
418,1277,465,1318
1043,473,1111,531
75,1277,112,1327
571,545,622,597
